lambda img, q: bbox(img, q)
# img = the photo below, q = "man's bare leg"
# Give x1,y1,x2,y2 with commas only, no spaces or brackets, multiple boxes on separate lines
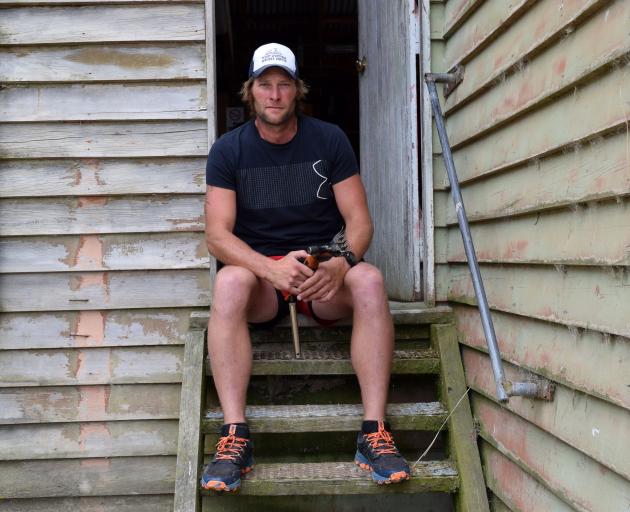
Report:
312,263,408,484
207,265,279,424
202,265,281,492
312,263,394,420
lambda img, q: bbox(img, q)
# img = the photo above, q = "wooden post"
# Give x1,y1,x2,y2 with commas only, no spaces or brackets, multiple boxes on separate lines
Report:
433,323,490,512
420,0,435,306
174,327,207,512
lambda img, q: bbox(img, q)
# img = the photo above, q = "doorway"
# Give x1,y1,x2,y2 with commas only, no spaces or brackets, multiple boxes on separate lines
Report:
214,0,359,158
212,0,433,303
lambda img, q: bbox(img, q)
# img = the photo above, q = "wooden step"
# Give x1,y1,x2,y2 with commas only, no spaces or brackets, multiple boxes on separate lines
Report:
202,402,448,433
205,342,440,376
200,460,459,496
191,304,453,330
247,323,430,344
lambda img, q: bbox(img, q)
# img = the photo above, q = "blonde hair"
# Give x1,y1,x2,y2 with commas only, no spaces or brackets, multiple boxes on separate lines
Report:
239,76,309,116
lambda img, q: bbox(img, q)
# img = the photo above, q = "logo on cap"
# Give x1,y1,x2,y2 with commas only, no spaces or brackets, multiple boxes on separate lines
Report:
249,43,297,79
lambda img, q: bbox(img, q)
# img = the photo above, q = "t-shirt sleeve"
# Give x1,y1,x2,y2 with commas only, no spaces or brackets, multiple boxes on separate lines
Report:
205,137,237,190
329,126,359,184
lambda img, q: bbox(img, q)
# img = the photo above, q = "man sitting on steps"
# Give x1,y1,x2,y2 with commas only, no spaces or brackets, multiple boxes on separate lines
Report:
201,42,411,493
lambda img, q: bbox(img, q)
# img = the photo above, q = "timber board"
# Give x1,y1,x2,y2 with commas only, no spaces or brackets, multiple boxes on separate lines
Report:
453,304,630,410
358,0,422,300
446,1,630,148
174,328,205,512
0,121,208,159
189,304,453,330
444,0,533,69
0,5,204,45
0,196,205,236
0,384,181,424
202,402,448,433
0,158,206,197
474,395,630,512
438,263,630,338
444,0,607,111
200,460,458,496
444,67,629,183
0,496,174,512
1,82,208,122
0,346,184,387
205,342,440,376
0,456,175,498
0,44,206,83
0,419,179,460
0,269,210,311
435,199,630,266
481,442,575,512
0,0,202,3
462,346,630,481
443,0,483,39
432,131,630,218
429,3,445,40
434,323,489,512
0,233,209,273
0,309,204,350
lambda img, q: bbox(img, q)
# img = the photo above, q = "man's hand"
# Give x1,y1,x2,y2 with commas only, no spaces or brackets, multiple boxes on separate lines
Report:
297,256,350,302
265,250,314,295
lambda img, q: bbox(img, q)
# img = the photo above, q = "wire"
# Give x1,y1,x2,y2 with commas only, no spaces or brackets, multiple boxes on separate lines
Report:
411,387,471,468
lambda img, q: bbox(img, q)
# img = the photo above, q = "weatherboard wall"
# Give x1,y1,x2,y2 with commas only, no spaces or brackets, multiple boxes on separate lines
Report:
434,0,630,510
0,1,212,510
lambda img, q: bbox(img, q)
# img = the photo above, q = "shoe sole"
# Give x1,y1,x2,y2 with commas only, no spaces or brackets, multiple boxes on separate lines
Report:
201,465,254,493
354,452,410,485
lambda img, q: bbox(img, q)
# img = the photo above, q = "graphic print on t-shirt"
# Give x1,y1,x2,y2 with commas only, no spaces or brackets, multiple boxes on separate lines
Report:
312,159,328,200
236,159,331,210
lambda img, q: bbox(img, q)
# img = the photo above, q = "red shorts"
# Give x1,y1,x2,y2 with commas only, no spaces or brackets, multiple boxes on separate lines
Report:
249,255,340,329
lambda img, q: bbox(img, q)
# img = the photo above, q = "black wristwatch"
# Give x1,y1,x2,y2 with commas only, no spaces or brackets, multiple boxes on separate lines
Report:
342,250,358,267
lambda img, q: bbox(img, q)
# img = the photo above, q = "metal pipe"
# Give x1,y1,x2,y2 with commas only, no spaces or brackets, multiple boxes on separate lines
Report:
424,72,459,84
425,72,554,402
425,75,510,401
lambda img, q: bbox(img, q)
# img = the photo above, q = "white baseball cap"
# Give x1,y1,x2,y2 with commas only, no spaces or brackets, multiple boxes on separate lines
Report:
249,43,298,79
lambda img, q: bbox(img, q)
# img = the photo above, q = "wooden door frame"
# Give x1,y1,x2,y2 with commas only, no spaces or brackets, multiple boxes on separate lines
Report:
205,0,218,289
420,0,435,306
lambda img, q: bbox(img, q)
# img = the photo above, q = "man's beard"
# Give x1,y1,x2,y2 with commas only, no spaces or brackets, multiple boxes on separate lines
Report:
255,103,296,126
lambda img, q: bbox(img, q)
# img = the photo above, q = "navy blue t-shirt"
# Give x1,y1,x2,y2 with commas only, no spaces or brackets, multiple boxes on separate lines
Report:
206,116,359,255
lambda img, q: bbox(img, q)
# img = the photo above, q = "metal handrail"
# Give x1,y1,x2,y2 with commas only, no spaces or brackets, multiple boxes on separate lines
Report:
425,72,553,402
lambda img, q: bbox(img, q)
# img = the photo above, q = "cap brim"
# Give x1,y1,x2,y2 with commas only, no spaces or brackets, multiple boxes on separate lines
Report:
250,64,297,79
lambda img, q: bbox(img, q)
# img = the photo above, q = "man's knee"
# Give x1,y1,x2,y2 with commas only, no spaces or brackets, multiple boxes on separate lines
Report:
345,263,386,297
213,266,258,305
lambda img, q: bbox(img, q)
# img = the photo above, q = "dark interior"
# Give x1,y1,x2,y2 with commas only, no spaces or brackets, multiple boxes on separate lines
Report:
215,0,360,158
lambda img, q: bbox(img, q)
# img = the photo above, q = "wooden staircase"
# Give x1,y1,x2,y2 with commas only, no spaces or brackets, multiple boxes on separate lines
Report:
174,304,490,512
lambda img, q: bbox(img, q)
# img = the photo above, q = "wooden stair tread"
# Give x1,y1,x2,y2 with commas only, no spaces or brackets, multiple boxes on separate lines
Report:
202,402,448,433
201,460,459,496
205,343,440,375
191,304,453,330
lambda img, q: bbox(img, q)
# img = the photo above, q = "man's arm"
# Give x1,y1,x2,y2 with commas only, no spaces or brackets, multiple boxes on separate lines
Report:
297,174,373,302
332,173,374,259
205,185,313,292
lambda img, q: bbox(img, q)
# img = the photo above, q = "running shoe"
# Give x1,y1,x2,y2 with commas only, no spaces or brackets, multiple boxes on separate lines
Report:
355,420,411,484
200,423,254,492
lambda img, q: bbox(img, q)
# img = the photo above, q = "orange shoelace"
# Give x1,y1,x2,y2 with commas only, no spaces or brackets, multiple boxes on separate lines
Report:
215,434,249,462
365,425,398,456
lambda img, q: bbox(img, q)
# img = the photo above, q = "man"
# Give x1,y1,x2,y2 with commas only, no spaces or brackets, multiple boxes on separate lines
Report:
201,42,410,492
